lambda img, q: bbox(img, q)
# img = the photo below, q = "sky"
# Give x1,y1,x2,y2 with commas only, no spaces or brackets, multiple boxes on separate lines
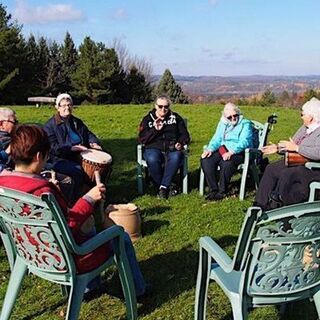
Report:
3,0,320,76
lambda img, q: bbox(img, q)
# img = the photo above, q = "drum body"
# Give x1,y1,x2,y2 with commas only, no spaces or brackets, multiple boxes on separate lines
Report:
285,151,309,167
80,149,112,184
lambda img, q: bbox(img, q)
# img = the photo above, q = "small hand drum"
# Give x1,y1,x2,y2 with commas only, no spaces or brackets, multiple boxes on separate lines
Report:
80,149,112,185
285,151,309,167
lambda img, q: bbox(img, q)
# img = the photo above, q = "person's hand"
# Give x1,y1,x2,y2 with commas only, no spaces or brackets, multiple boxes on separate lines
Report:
153,118,164,130
5,144,10,154
71,144,88,152
261,144,278,155
85,183,106,202
279,138,299,152
222,151,233,161
201,150,212,158
90,142,102,150
175,142,182,151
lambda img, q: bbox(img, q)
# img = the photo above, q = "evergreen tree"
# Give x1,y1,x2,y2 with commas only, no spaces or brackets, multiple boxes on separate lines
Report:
37,37,50,94
259,89,276,107
60,32,78,93
126,65,152,104
0,4,27,103
155,69,188,104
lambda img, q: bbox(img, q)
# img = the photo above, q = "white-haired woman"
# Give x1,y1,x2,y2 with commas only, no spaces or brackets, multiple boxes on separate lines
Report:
201,102,253,201
254,97,320,210
43,93,102,200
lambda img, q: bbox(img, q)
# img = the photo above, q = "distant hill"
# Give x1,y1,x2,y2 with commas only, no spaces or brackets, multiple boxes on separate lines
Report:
152,75,320,98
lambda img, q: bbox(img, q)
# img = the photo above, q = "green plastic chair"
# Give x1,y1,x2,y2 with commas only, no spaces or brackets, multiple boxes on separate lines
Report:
199,116,276,200
0,187,137,320
137,119,189,194
195,202,320,320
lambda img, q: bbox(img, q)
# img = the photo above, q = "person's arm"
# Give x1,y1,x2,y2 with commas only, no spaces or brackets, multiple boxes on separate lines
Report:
138,114,162,144
206,122,224,152
176,115,190,146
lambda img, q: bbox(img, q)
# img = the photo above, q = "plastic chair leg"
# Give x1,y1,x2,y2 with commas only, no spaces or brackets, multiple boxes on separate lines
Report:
313,290,320,318
230,296,248,320
194,248,210,320
65,279,87,320
199,169,205,196
137,165,144,194
0,259,27,320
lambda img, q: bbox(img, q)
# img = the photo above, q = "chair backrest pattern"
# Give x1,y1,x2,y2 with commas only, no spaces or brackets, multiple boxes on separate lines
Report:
247,208,320,296
0,190,68,272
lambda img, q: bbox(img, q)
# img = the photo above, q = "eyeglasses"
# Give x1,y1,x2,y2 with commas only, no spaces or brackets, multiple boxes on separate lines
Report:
157,104,170,109
226,114,239,121
59,103,72,108
5,119,18,125
300,112,305,117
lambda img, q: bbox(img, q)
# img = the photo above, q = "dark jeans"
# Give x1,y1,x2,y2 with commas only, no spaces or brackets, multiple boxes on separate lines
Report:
53,159,84,200
144,148,184,188
200,151,244,194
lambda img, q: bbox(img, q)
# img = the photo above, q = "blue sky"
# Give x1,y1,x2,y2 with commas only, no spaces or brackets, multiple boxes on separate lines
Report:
3,0,320,76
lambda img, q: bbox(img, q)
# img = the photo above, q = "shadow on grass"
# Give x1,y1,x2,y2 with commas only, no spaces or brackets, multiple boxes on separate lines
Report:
142,219,170,236
140,205,171,217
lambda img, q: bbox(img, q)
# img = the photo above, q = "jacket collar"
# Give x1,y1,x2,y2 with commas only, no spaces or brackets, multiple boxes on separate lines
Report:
54,113,73,125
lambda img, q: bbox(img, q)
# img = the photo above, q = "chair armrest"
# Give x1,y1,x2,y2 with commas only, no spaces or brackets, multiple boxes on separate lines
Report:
199,236,233,273
305,162,320,170
74,225,124,255
309,181,320,202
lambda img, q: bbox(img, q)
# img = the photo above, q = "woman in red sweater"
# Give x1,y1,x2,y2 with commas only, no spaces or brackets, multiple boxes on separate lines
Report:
0,124,148,297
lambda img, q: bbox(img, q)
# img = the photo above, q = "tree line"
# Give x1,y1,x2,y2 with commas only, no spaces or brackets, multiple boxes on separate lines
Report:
0,4,188,105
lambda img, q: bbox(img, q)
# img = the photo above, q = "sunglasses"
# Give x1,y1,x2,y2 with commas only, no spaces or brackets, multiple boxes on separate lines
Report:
226,114,239,121
5,119,18,125
157,104,170,109
300,112,305,117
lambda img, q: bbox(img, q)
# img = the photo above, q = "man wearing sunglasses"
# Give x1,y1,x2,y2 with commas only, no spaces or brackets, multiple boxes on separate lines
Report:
138,95,190,199
201,102,253,201
0,107,18,171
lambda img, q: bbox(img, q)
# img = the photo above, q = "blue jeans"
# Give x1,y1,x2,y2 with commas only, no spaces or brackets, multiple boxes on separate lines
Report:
86,229,146,296
53,159,83,200
144,148,184,188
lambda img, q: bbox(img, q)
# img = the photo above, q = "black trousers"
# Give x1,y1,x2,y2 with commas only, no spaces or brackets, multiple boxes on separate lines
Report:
255,159,320,209
200,151,244,194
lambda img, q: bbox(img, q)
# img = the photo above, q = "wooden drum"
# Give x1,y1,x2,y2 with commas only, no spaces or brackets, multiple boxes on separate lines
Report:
80,149,112,185
285,151,309,167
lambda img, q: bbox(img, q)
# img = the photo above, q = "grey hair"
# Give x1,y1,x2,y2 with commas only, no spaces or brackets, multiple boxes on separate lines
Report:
155,95,171,106
223,102,241,116
0,108,16,121
302,97,320,122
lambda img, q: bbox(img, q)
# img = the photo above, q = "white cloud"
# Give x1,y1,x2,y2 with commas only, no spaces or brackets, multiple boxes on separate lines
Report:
13,0,84,24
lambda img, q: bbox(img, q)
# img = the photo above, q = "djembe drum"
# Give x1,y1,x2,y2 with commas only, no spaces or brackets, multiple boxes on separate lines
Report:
80,149,112,185
285,151,309,167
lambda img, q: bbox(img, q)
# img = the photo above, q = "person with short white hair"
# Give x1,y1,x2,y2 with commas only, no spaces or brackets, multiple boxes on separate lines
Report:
201,102,253,201
254,97,320,210
0,107,18,170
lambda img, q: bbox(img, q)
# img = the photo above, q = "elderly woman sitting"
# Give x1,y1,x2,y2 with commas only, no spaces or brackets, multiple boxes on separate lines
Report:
254,97,320,210
201,102,253,201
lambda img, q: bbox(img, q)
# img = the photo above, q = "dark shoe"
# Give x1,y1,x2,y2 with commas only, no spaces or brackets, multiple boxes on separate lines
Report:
269,191,283,204
168,184,179,197
213,192,226,201
157,187,168,199
137,283,153,303
205,191,218,201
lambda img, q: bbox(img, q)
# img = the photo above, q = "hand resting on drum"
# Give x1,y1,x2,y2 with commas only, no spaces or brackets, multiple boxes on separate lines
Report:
71,144,88,152
89,142,102,150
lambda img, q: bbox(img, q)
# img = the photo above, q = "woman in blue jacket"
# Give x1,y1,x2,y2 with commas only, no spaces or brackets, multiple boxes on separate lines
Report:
201,102,253,201
44,93,103,200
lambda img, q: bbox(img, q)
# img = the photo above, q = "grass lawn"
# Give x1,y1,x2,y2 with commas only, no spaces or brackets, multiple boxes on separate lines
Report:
0,104,317,319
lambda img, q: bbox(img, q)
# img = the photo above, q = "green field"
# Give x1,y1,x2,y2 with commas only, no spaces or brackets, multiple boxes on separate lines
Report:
0,104,315,320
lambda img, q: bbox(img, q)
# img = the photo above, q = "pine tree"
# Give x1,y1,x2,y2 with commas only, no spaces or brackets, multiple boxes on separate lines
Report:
37,37,50,94
60,32,78,93
259,89,276,107
155,69,188,104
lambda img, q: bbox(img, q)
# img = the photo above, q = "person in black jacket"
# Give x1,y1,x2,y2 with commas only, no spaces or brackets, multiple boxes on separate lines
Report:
138,95,190,198
43,93,103,200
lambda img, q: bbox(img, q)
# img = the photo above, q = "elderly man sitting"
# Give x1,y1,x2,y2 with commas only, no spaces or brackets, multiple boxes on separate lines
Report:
254,97,320,210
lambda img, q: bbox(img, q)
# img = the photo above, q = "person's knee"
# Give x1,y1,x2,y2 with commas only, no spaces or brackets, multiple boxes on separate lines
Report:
144,152,161,165
168,151,183,164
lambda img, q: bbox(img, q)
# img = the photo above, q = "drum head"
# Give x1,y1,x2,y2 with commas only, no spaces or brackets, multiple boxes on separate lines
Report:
81,149,112,164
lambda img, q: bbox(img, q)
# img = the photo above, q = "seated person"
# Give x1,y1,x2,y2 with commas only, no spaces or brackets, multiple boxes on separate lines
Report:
0,124,149,298
0,107,18,170
43,93,103,200
254,97,320,210
201,102,253,201
138,95,190,199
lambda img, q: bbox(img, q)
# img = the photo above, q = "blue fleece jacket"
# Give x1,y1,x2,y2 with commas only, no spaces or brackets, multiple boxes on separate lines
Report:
206,115,253,154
